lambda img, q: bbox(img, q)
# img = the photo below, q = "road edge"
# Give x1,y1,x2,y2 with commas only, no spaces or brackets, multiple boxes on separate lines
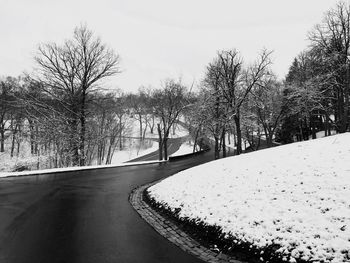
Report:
0,160,167,179
129,181,244,263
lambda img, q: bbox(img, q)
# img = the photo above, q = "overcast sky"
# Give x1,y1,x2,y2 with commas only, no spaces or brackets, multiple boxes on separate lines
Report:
0,0,337,93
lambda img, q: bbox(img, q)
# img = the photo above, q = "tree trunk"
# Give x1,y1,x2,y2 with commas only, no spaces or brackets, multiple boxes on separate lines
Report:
214,136,220,159
16,139,20,157
28,119,34,154
234,113,242,155
119,120,123,150
157,124,163,160
79,90,86,166
233,131,237,149
139,116,143,139
0,129,4,152
343,62,350,132
221,129,226,157
304,117,310,140
310,114,316,139
257,127,261,149
71,117,79,166
163,130,169,160
299,121,303,141
150,116,155,134
105,136,115,165
163,138,168,160
267,130,274,147
323,114,328,137
142,124,147,141
34,125,39,154
193,129,199,153
11,132,15,157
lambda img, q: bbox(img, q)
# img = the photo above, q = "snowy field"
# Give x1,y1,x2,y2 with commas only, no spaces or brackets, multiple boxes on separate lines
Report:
148,133,350,263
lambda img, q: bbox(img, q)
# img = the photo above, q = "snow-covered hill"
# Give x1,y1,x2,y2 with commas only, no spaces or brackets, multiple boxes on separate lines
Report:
148,133,350,263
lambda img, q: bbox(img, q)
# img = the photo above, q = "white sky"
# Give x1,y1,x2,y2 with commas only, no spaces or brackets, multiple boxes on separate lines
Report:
0,0,338,93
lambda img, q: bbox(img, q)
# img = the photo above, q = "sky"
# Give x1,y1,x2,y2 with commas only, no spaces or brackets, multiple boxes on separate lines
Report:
0,0,338,93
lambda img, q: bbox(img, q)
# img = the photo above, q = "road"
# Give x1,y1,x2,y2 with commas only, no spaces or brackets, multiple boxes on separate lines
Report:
0,144,217,263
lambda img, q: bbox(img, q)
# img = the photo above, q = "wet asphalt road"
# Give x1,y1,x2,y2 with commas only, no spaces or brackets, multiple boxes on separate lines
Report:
0,147,221,263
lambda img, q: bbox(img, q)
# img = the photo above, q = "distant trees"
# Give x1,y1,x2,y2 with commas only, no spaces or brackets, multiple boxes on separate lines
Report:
308,1,350,133
279,1,350,142
0,78,13,152
126,88,153,141
201,58,230,159
34,25,120,166
152,79,189,160
0,77,20,153
188,48,274,158
0,25,127,170
218,49,272,154
251,75,284,147
86,91,130,165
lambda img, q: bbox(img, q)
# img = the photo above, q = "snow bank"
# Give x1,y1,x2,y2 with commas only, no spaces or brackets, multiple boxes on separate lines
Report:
111,139,158,164
170,141,198,157
149,133,350,263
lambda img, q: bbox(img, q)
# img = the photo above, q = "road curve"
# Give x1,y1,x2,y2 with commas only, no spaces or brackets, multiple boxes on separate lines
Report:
0,148,217,263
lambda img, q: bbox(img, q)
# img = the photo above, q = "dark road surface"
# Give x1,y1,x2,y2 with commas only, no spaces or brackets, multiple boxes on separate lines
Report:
0,146,220,263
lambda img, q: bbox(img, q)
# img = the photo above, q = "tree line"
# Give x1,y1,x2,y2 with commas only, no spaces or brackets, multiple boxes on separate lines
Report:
0,25,189,170
280,1,350,142
185,1,350,159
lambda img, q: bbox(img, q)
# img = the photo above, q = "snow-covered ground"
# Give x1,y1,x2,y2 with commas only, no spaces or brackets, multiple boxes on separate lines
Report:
111,139,158,164
148,133,350,263
170,140,199,157
309,130,337,140
129,118,188,139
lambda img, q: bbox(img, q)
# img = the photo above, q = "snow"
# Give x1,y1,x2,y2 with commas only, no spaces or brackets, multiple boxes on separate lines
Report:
170,141,199,157
309,130,337,140
148,133,350,263
129,118,188,139
105,119,189,163
226,141,249,151
0,138,158,174
0,137,50,172
110,139,158,164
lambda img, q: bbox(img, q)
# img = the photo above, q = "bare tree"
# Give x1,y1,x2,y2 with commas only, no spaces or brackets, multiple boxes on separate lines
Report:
0,77,21,153
152,79,188,160
34,25,120,166
202,59,230,159
251,75,284,147
216,49,272,154
308,1,350,132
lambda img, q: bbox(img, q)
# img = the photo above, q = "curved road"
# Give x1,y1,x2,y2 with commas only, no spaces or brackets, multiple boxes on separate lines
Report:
0,146,218,263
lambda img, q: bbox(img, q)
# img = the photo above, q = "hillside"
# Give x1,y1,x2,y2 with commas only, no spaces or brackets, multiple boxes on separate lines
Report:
148,133,350,263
